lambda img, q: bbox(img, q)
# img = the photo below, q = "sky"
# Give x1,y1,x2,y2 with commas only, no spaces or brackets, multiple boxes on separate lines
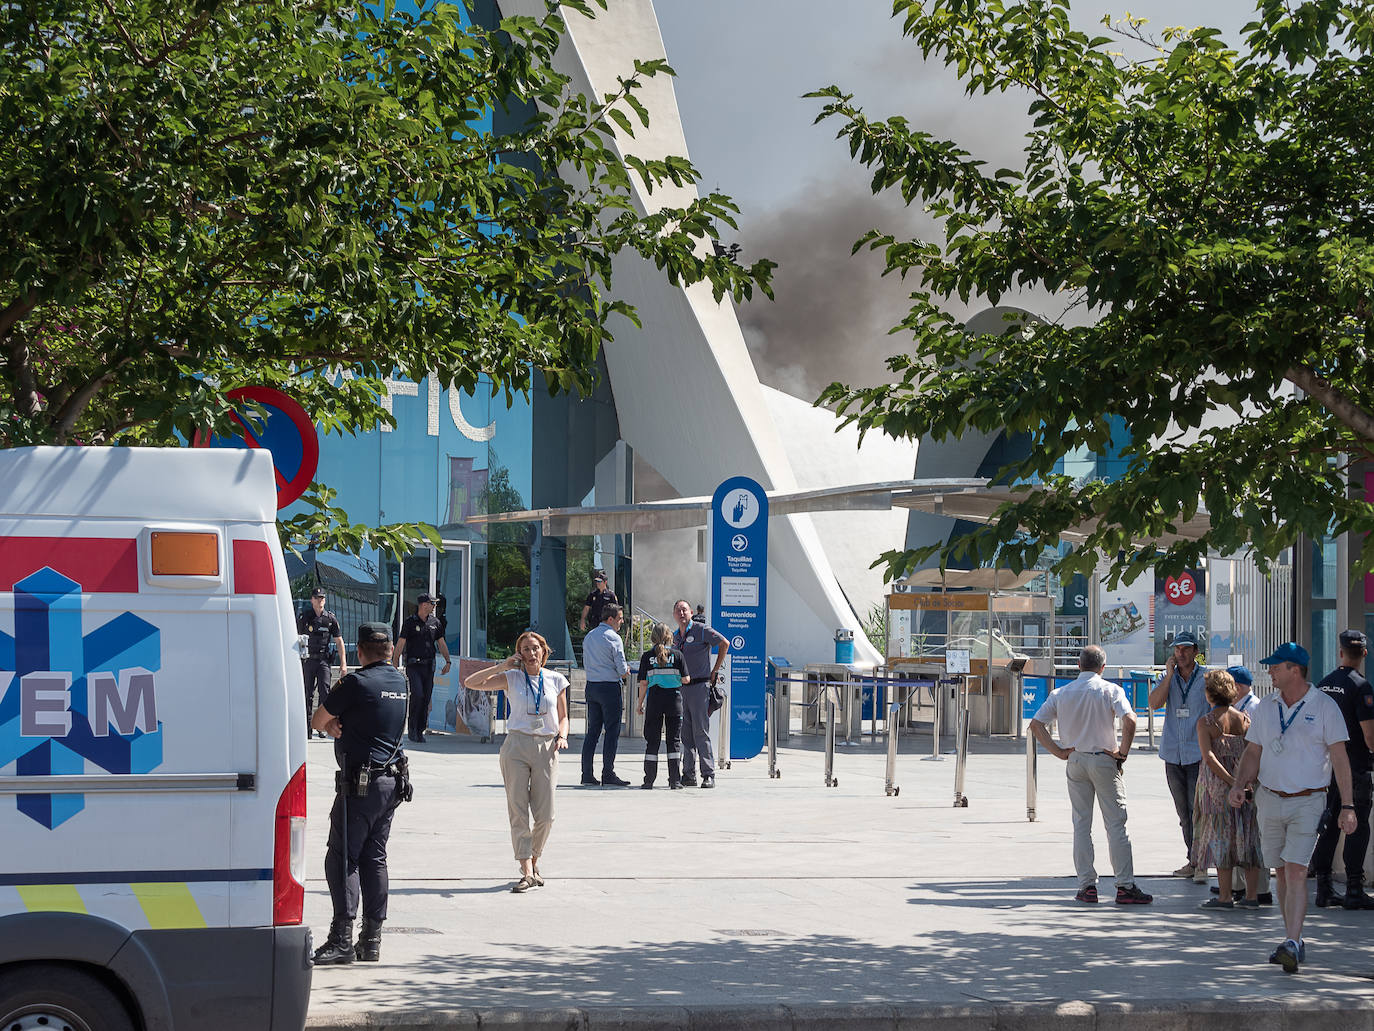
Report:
651,0,1257,400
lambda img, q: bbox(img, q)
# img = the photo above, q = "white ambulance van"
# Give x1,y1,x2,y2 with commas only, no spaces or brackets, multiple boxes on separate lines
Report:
0,446,312,1030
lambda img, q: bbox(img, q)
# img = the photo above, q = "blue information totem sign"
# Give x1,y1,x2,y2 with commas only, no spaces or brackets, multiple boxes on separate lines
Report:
710,476,768,759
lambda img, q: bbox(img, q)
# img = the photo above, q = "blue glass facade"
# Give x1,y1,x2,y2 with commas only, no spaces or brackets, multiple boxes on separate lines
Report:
284,365,629,664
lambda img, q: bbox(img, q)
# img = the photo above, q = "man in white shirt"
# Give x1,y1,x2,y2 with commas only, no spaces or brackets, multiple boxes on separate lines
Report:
1031,645,1153,906
1229,642,1357,974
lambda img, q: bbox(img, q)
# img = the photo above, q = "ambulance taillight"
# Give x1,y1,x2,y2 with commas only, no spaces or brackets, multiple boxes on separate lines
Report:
273,763,307,925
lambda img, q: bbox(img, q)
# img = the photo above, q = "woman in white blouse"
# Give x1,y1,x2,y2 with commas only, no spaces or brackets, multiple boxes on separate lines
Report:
465,630,570,892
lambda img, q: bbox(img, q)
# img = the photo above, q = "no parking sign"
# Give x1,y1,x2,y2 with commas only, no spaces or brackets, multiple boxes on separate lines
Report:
192,386,319,509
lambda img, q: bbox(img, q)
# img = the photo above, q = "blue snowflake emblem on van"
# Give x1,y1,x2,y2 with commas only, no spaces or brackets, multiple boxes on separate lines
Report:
0,568,163,829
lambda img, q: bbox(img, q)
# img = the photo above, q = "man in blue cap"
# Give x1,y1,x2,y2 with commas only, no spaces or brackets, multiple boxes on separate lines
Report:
1229,642,1357,974
1148,629,1209,880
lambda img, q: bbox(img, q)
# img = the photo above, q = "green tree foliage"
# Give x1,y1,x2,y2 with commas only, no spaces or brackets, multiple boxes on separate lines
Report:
812,0,1374,585
1,0,772,556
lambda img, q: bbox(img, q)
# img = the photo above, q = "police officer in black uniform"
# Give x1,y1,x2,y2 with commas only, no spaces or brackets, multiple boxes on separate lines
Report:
298,587,347,737
311,622,411,965
395,593,451,743
579,569,617,632
1311,628,1374,909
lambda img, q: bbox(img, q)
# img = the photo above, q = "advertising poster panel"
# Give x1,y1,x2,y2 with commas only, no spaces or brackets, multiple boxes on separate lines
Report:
1097,575,1154,669
1154,567,1208,663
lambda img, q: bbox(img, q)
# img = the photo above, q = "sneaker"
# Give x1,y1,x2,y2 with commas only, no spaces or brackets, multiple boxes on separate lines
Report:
1298,938,1306,963
1116,884,1153,905
1269,939,1299,974
669,782,683,790
700,776,715,789
1199,897,1233,910
1193,867,1210,884
1173,863,1196,878
1074,885,1099,904
1238,898,1260,910
601,773,632,787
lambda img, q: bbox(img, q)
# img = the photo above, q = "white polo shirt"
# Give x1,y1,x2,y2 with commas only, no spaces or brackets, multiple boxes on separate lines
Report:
1246,685,1348,794
1033,671,1132,753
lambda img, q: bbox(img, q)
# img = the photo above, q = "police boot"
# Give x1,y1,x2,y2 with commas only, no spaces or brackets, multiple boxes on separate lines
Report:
1314,874,1337,908
668,757,682,789
642,759,656,789
1343,876,1374,910
312,918,354,965
355,917,384,961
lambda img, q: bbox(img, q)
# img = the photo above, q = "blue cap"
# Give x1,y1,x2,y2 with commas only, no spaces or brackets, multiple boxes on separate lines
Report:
1259,642,1310,667
1171,631,1199,648
1226,665,1253,686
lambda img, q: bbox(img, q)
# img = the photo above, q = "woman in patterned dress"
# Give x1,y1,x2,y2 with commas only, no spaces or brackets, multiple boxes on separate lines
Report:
1192,669,1265,908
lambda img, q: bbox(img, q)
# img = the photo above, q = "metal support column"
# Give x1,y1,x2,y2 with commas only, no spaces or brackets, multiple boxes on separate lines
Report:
884,695,902,797
766,689,780,779
824,687,839,788
717,679,731,771
953,678,970,807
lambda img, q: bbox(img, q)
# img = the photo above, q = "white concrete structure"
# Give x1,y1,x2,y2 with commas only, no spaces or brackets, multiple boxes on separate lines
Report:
502,0,900,664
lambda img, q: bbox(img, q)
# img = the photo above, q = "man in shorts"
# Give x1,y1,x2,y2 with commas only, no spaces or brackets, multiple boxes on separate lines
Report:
1229,642,1357,974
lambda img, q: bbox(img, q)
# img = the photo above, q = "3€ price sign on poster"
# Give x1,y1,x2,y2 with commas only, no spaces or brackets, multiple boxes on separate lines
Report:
710,476,768,759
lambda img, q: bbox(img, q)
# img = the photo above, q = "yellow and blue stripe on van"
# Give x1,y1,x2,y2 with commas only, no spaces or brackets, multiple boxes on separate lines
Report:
0,868,271,930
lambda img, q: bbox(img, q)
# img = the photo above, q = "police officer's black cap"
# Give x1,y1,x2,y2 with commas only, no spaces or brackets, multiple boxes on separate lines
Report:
416,593,433,605
1340,629,1368,650
358,622,392,644
592,569,607,581
311,587,327,598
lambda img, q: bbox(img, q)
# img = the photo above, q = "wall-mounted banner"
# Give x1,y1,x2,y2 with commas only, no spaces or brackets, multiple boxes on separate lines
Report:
711,476,768,759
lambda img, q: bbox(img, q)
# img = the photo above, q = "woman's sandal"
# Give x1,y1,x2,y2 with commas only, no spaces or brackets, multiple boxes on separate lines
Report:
530,870,545,887
511,875,535,893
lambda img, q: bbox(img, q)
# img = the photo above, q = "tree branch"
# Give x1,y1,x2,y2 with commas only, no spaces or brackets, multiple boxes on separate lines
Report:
1284,363,1374,449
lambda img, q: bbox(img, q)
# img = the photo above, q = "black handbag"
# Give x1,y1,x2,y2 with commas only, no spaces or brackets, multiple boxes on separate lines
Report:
707,678,726,715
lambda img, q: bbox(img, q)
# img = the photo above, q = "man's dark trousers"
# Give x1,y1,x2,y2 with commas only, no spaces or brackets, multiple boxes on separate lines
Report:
1312,769,1373,879
406,662,435,739
303,657,330,723
1164,760,1199,855
582,681,623,778
325,774,399,921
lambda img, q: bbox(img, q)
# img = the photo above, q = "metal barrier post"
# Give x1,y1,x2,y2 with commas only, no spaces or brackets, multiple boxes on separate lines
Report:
922,678,944,762
953,679,970,807
766,689,780,778
1026,732,1038,822
718,679,731,771
884,695,902,796
824,687,838,787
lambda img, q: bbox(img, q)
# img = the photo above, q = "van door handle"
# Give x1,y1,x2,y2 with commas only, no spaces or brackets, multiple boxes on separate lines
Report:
0,773,259,795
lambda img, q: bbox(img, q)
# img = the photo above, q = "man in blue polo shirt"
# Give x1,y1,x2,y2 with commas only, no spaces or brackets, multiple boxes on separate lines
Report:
1148,630,1208,881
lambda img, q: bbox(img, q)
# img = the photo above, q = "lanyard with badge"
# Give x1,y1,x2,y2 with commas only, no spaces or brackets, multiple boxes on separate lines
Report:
1273,698,1306,754
523,670,546,717
1174,666,1201,719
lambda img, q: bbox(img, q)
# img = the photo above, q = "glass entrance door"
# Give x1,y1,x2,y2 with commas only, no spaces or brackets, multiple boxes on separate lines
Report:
392,541,470,660
386,541,476,736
